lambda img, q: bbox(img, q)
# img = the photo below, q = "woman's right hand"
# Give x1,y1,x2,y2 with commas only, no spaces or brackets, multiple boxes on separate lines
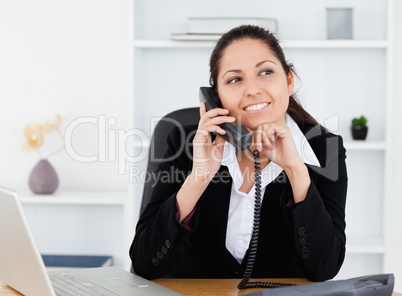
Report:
191,102,236,182
176,103,235,222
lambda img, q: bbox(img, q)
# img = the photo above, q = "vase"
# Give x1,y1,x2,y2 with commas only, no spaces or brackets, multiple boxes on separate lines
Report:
29,159,59,194
351,125,368,140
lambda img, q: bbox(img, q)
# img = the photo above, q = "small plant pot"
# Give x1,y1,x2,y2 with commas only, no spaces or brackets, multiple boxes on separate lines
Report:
351,125,368,140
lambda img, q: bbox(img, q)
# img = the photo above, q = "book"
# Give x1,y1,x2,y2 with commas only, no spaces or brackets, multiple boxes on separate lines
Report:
188,17,277,34
170,33,222,41
41,254,113,269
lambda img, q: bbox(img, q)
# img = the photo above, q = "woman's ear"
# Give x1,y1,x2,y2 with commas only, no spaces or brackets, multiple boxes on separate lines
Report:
287,70,295,96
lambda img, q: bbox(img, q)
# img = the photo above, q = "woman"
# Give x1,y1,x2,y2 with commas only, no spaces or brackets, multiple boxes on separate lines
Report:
130,25,347,282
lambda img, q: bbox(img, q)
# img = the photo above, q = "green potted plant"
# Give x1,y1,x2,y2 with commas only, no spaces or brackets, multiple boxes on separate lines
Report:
351,115,368,140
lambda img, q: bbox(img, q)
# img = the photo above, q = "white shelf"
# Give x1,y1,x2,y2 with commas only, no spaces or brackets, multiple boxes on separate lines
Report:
344,141,387,150
19,191,128,206
135,39,215,48
134,39,389,49
282,40,388,49
346,235,385,254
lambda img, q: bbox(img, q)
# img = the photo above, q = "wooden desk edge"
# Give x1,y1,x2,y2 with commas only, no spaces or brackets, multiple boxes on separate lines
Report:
0,282,22,296
152,278,402,296
1,279,401,295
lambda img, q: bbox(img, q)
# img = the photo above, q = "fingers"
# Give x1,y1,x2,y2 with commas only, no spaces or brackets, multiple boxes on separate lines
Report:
254,123,288,151
199,102,229,118
261,131,272,149
205,125,227,136
198,103,235,136
213,134,227,157
199,103,231,120
275,128,287,139
254,125,273,151
204,116,236,137
205,115,235,128
213,134,226,153
199,102,207,117
254,126,263,151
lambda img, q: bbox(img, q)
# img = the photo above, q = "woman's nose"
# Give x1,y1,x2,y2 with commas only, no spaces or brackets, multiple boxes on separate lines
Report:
245,81,263,97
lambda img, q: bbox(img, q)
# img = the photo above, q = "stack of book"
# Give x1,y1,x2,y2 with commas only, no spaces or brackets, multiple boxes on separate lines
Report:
171,18,277,41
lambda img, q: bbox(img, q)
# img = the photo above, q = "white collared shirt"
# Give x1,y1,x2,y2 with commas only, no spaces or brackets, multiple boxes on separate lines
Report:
221,114,321,263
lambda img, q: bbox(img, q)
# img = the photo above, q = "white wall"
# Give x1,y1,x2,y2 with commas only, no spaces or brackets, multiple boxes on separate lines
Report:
0,0,131,192
390,0,402,292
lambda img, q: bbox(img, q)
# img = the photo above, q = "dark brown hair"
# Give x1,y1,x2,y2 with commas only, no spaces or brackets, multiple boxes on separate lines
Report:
209,25,321,129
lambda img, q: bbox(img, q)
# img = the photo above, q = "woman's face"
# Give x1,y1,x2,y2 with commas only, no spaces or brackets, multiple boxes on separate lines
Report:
217,38,294,131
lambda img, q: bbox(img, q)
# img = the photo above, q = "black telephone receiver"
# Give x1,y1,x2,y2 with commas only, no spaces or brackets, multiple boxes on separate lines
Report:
199,87,252,151
199,86,294,290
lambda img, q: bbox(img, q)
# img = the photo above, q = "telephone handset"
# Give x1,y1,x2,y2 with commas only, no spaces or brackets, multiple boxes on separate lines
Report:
199,86,295,290
199,87,252,151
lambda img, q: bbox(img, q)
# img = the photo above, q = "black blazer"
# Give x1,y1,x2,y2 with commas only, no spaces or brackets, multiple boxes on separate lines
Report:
130,122,348,281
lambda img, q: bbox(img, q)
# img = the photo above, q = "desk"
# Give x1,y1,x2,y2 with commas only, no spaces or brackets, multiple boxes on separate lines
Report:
1,279,401,295
0,282,20,296
154,278,309,295
152,278,402,296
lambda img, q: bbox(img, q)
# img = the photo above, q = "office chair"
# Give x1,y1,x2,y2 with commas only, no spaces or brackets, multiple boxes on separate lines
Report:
139,107,200,216
131,107,199,274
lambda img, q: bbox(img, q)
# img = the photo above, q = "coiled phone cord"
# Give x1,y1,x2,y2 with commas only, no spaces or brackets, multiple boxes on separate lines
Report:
237,148,298,290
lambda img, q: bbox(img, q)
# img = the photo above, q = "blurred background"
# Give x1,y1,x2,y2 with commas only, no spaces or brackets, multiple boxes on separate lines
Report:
0,0,401,291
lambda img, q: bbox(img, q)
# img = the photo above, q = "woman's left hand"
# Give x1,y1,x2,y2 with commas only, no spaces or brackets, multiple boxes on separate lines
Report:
253,122,303,171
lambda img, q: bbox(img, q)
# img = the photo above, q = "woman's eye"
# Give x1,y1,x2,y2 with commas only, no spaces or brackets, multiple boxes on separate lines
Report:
227,77,242,84
260,69,273,76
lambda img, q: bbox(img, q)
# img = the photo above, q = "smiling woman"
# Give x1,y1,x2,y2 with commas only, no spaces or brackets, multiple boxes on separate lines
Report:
130,25,348,285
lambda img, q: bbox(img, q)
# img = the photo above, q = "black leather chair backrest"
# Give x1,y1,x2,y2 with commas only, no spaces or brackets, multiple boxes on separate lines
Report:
139,107,200,216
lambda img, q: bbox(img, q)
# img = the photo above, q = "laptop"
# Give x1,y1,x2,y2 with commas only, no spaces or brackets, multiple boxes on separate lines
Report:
0,186,182,296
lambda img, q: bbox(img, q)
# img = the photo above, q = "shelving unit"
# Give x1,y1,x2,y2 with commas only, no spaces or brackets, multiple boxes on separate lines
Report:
132,0,394,280
344,141,387,151
19,191,131,269
20,191,128,205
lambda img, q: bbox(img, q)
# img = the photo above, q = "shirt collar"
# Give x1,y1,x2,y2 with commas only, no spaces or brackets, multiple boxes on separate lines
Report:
221,114,321,168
